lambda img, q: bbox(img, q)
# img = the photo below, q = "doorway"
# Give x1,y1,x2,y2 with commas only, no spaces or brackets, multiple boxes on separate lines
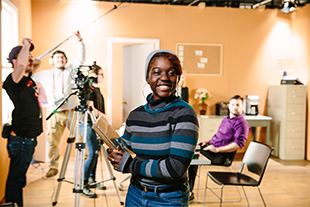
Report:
122,44,154,122
107,38,159,128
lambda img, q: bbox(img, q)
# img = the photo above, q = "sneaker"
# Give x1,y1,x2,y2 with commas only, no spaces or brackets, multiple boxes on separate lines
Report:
46,168,58,178
82,188,97,198
88,177,107,190
189,192,195,204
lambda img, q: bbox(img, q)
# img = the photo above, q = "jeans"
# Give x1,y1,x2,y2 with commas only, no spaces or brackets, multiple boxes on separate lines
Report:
125,182,190,207
5,134,37,207
79,122,100,181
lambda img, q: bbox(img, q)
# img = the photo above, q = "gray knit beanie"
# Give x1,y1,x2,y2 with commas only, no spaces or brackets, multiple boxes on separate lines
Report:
145,49,177,81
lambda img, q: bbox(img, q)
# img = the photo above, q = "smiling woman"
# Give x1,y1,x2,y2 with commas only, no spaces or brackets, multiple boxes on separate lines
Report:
107,49,199,207
146,51,182,100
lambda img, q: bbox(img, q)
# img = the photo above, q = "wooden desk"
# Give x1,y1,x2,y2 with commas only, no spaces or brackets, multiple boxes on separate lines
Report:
198,115,272,144
244,115,272,143
190,156,211,165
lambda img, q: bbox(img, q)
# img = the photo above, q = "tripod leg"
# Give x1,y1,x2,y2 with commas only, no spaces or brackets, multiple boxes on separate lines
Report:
73,109,87,207
87,108,124,205
118,175,131,191
52,110,78,206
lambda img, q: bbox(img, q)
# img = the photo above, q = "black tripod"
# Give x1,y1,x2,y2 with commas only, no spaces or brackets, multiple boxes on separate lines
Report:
48,93,123,206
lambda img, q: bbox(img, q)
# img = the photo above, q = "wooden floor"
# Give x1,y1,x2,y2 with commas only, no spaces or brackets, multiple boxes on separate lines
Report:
22,155,310,207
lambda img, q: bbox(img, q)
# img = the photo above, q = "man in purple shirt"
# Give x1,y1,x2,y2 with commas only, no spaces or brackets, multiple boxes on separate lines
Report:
189,95,250,203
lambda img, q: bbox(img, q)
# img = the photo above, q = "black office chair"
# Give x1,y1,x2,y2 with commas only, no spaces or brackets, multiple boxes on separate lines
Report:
203,141,273,207
198,150,243,204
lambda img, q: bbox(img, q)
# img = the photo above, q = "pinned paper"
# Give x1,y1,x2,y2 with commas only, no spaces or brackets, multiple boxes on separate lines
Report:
200,57,208,63
195,50,203,56
197,63,205,68
179,51,184,56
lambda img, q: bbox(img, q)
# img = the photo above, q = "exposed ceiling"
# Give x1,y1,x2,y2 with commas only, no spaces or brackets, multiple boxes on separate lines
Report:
93,0,310,9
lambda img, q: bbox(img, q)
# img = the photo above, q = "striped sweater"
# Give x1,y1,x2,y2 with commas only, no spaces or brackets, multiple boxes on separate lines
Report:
118,94,199,185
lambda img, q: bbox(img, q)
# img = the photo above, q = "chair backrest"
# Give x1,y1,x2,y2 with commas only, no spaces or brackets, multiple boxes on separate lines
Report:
220,151,237,166
238,141,273,185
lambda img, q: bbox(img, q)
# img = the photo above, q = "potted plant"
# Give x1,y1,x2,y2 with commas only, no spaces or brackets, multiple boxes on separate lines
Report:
194,88,211,115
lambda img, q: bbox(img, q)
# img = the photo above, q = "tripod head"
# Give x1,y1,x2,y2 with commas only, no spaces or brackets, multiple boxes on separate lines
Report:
74,61,99,106
46,61,99,120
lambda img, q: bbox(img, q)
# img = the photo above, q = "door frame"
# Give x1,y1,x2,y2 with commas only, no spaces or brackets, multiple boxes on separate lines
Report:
107,37,159,123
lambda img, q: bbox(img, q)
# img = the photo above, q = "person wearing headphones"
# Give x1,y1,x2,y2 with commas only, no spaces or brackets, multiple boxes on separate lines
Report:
107,50,199,206
32,31,85,177
3,38,42,206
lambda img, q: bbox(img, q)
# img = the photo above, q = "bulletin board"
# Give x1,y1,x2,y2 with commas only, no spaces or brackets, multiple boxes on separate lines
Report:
176,43,223,76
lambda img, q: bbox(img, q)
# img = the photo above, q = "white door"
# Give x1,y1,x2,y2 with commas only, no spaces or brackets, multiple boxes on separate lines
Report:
122,44,153,122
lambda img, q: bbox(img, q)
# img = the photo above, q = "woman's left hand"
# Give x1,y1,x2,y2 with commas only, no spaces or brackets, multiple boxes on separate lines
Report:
107,146,124,170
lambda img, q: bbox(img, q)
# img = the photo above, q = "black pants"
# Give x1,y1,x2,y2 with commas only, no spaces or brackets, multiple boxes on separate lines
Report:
5,135,37,207
188,150,235,192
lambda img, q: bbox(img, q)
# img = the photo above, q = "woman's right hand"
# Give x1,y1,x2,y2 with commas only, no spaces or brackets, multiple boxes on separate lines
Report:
107,146,124,170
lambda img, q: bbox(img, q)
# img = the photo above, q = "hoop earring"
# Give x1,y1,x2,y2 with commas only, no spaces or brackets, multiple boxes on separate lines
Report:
142,83,151,99
175,82,180,97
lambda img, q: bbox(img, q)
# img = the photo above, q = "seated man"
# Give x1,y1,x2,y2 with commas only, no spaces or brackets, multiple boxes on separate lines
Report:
188,94,250,203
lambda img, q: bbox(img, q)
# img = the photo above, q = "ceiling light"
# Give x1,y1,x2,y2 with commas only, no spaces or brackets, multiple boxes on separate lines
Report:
281,0,296,14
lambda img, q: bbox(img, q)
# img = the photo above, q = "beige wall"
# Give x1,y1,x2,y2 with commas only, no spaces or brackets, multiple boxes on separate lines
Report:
30,1,310,154
32,0,310,158
32,0,308,123
31,1,308,125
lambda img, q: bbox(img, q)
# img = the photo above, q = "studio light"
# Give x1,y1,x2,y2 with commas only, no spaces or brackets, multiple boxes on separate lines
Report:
281,0,296,14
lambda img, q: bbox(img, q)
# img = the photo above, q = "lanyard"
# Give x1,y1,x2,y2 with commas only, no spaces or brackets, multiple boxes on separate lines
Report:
53,70,64,100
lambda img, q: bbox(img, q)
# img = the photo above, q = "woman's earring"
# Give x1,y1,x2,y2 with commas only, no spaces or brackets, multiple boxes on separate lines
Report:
175,82,180,97
142,83,151,99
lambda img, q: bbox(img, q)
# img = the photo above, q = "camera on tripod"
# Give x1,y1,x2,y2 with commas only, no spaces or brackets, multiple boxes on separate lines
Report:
74,61,98,106
89,76,98,83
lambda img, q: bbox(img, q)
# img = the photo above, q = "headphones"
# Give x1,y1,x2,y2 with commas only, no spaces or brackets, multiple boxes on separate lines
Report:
49,50,68,66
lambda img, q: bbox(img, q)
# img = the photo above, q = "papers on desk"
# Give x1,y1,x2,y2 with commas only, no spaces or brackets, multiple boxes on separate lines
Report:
191,156,211,165
244,115,272,120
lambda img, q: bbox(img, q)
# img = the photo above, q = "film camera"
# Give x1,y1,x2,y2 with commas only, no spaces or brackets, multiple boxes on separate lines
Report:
74,61,99,105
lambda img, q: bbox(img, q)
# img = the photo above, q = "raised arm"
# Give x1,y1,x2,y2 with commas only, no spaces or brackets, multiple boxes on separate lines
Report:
11,38,32,83
31,58,41,74
69,31,85,69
